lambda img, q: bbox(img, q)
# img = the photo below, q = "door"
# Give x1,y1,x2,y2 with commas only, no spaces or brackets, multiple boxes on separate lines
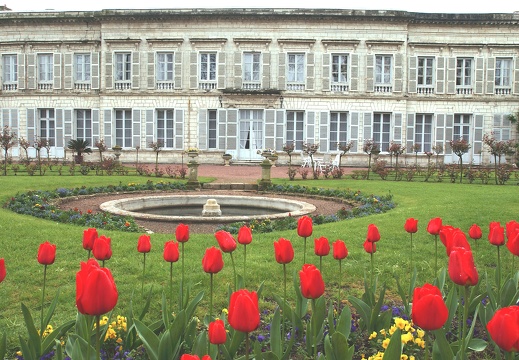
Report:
238,109,264,161
453,114,471,163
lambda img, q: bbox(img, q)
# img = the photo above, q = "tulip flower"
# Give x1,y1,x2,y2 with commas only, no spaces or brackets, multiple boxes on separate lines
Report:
297,215,313,264
215,230,237,290
333,240,348,307
488,223,506,305
237,225,252,286
506,220,519,241
366,224,380,242
404,218,418,270
427,217,442,276
92,235,112,265
37,241,56,339
83,228,98,258
175,223,189,308
137,234,151,292
487,305,519,353
180,356,211,360
507,232,519,257
468,224,482,241
445,229,471,256
0,258,5,283
164,241,179,307
202,247,224,317
314,236,330,271
228,289,260,360
208,319,226,345
299,264,325,299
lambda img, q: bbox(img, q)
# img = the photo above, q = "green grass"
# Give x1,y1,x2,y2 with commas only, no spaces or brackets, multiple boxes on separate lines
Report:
0,171,517,352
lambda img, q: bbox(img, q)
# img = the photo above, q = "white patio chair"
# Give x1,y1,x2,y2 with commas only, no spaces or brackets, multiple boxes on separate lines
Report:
330,153,341,170
300,152,311,167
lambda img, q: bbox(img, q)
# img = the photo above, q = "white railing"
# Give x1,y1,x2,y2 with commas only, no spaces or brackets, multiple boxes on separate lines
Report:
74,83,91,91
456,87,473,95
417,86,434,95
242,82,261,90
199,81,217,90
156,81,175,90
38,83,53,90
2,83,17,91
287,83,305,91
374,85,392,93
495,87,511,95
331,83,349,92
115,81,131,90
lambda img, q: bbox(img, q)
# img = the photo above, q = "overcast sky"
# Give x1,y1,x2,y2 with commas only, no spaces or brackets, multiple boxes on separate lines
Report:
8,0,519,14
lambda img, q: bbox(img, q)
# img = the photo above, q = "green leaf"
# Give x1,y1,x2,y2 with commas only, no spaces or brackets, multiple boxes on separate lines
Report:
21,303,41,357
324,335,334,360
161,291,171,327
0,333,6,360
185,291,204,321
293,271,308,319
139,287,153,321
18,335,36,360
468,338,487,352
310,297,326,347
330,332,350,360
347,296,370,332
445,286,458,331
54,339,63,360
327,305,335,337
432,328,455,360
226,328,245,358
43,289,60,331
270,308,281,356
500,277,519,307
157,329,174,360
41,320,75,356
335,306,352,339
370,283,387,332
133,319,159,360
261,352,280,360
383,328,402,359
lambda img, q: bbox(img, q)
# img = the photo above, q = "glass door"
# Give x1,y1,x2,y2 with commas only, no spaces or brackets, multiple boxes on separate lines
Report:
238,110,264,161
453,114,471,163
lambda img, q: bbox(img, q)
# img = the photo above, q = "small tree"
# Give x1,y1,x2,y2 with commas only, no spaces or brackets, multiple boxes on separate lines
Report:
449,138,471,183
338,140,354,167
67,139,92,164
19,137,31,163
433,143,444,166
363,139,380,180
149,140,163,174
302,142,319,179
34,137,48,176
389,142,405,180
483,133,516,184
0,126,17,175
282,142,295,168
411,143,421,167
94,139,107,163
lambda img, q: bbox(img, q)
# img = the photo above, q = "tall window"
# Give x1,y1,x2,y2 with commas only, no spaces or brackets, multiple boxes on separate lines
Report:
493,114,512,141
456,58,473,87
115,53,131,82
2,54,17,85
286,111,304,151
208,110,218,149
76,110,92,143
331,54,348,83
454,114,471,142
329,112,348,151
375,55,392,84
39,109,55,145
115,109,132,148
417,57,434,87
200,52,216,81
75,54,91,82
373,113,391,151
495,58,512,89
38,54,53,83
243,52,261,84
414,114,433,152
157,53,174,82
157,109,175,148
287,53,305,83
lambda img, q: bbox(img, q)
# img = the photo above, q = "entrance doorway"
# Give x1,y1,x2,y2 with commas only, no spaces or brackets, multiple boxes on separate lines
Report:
238,110,264,161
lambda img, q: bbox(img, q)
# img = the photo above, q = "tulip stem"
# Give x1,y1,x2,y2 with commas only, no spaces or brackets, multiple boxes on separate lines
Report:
497,246,501,306
141,253,146,294
96,315,101,360
319,256,322,272
410,233,413,272
424,331,430,360
460,285,470,360
243,244,247,288
338,260,342,310
370,252,374,290
303,237,307,265
87,249,91,260
169,262,173,310
230,252,237,291
210,273,214,319
282,263,287,345
245,332,250,360
434,235,438,277
40,264,47,340
311,299,317,359
181,242,185,309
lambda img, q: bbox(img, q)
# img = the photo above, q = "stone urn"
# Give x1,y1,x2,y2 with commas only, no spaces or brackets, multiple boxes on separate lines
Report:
268,154,279,167
187,151,199,159
222,153,232,166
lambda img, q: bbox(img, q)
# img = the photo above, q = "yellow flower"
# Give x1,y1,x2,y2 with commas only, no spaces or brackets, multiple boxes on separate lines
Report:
380,328,387,337
369,331,378,340
394,317,407,330
104,328,117,341
416,329,425,338
401,332,414,344
415,337,426,348
382,338,390,349
222,308,228,315
389,325,397,335
401,355,408,360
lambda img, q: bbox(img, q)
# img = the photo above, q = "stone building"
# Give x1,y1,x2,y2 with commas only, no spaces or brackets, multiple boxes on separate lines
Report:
0,8,518,165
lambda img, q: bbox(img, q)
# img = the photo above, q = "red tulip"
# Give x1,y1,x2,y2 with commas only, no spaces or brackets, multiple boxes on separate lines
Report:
214,230,237,253
297,215,313,238
299,264,325,299
237,225,253,245
0,258,5,283
506,232,519,257
506,220,519,241
163,241,179,263
180,356,199,360
487,305,519,352
363,239,376,254
76,258,118,316
427,217,442,236
448,247,479,286
412,283,448,331
137,234,151,253
175,223,189,243
445,229,471,256
314,236,330,256
83,228,98,251
208,319,226,345
333,240,348,260
228,289,260,333
273,238,294,264
202,247,224,274
488,223,505,246
92,235,112,261
468,224,482,240
439,225,456,246
366,224,380,242
37,241,56,265
404,218,418,234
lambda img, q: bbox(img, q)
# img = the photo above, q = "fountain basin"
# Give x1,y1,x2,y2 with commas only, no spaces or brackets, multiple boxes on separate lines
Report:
100,194,316,223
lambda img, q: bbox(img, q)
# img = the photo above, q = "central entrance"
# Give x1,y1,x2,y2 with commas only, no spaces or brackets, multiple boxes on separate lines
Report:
238,109,264,161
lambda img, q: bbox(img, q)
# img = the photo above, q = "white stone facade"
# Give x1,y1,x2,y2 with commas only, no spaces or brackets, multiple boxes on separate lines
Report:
0,9,518,165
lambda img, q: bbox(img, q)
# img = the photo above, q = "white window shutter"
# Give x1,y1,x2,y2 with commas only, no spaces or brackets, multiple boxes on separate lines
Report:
64,53,73,90
91,52,100,90
198,109,208,150
436,56,446,94
393,54,403,92
175,109,184,150
131,52,140,90
366,55,374,92
408,56,417,93
306,52,314,91
103,109,112,148
17,53,26,90
53,53,62,89
475,57,484,95
262,53,270,89
132,109,141,148
278,52,286,90
319,111,329,151
105,52,113,90
486,57,495,95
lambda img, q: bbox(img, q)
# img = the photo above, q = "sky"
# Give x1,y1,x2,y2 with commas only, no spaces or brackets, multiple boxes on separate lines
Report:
7,0,519,14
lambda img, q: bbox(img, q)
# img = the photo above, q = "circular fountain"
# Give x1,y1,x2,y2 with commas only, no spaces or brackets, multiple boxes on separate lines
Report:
100,194,316,223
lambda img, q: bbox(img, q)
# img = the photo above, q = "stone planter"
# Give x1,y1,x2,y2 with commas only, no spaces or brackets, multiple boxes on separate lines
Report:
222,154,232,166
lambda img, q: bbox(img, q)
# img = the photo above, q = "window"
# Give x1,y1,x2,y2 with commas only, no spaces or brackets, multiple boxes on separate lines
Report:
115,53,131,82
156,109,175,148
157,52,174,82
200,52,216,81
39,109,55,145
495,58,512,94
38,54,53,83
76,110,92,143
373,113,391,152
287,53,305,83
208,110,218,149
2,54,17,89
375,55,392,84
243,52,261,89
329,112,348,151
332,54,348,83
286,111,304,151
115,109,132,148
492,114,512,141
417,57,434,88
75,54,91,82
454,114,471,142
414,114,433,152
456,58,473,88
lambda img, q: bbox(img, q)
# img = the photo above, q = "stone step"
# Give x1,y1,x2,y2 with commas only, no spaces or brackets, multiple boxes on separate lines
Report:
201,183,258,190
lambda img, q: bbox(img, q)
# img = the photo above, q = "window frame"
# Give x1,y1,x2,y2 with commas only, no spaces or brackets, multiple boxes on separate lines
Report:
76,109,92,144
414,114,433,152
2,54,17,84
456,58,473,87
74,53,91,83
207,110,218,149
417,57,434,87
495,57,512,88
373,113,392,152
115,109,133,148
156,109,175,148
329,111,348,152
287,53,305,83
199,52,217,82
331,54,349,84
156,52,174,82
243,52,261,83
39,108,56,146
375,55,392,85
38,53,54,84
286,110,305,151
114,52,132,82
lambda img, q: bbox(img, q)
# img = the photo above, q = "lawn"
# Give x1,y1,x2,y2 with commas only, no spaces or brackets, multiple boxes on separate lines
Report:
0,169,517,357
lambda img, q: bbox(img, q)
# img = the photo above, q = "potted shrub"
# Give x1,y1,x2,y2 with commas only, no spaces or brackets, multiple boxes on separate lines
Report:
67,139,92,164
